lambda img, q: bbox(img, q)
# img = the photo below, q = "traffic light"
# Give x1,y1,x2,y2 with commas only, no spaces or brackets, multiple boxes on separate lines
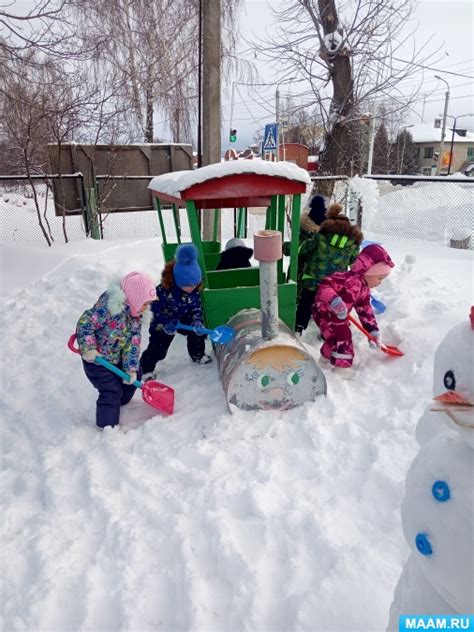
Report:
229,129,237,143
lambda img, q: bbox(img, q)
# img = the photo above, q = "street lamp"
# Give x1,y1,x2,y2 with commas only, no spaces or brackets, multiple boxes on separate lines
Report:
434,75,450,175
444,113,474,175
275,76,296,161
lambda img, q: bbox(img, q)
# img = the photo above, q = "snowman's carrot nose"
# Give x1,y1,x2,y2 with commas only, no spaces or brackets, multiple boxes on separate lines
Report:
433,391,473,406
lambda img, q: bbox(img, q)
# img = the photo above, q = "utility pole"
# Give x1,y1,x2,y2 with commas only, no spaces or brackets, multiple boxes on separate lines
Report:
275,77,296,161
366,114,375,175
202,0,221,240
197,0,202,168
447,117,457,176
446,113,474,175
421,94,427,124
435,75,450,175
275,87,280,161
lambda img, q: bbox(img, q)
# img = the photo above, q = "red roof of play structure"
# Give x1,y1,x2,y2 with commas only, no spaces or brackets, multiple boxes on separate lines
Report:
148,161,310,209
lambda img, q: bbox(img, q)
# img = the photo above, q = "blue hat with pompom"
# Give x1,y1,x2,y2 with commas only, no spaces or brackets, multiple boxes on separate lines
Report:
173,244,202,288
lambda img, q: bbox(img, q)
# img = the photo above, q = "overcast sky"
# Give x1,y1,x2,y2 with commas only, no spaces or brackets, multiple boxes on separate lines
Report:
221,0,474,149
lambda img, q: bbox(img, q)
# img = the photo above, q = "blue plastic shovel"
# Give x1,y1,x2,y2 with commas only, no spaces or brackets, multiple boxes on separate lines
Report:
370,294,387,314
173,322,236,344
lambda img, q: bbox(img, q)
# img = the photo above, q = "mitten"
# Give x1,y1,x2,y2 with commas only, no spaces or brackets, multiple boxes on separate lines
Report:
82,348,100,363
368,330,381,349
193,320,206,336
123,370,137,385
164,319,178,335
329,297,348,320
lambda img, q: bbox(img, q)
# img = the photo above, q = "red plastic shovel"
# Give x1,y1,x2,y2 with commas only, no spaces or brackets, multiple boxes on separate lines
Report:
348,315,404,357
68,334,174,415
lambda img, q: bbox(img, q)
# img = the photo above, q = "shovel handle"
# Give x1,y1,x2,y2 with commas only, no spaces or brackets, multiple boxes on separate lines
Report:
348,314,377,342
68,333,80,353
67,334,141,387
348,315,404,357
174,322,211,336
95,357,142,388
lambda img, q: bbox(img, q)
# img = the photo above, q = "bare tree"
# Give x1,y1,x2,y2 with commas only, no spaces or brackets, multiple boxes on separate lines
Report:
1,47,134,244
281,97,324,152
71,0,242,144
1,1,72,59
0,0,93,93
257,0,440,183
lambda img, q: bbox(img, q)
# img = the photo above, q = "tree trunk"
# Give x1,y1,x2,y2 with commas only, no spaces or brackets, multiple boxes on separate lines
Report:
316,0,355,190
145,83,154,143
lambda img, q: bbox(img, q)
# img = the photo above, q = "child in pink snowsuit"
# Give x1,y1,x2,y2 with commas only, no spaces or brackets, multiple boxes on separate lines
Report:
312,243,394,371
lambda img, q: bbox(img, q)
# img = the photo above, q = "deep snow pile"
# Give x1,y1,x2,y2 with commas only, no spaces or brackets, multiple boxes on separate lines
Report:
370,181,473,248
1,234,472,631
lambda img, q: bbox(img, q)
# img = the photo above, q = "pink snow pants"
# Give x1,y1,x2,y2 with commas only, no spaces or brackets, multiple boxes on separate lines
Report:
314,309,354,368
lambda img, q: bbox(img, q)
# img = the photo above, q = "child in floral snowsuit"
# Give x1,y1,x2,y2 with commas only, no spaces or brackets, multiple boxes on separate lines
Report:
140,244,211,380
313,243,394,377
76,271,157,428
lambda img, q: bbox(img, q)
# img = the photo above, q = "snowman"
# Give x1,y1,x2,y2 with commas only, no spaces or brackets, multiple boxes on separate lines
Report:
388,308,474,628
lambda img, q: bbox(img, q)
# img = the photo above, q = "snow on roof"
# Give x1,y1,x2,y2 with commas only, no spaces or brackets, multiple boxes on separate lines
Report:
409,123,474,144
148,160,311,198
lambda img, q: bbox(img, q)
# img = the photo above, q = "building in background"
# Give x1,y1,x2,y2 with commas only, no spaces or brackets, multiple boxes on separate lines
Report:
278,143,309,169
410,122,474,176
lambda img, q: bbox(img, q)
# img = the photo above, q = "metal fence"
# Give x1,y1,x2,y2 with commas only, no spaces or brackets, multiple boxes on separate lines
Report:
0,175,88,247
0,175,269,248
0,174,166,248
1,173,473,250
364,175,473,250
310,174,474,250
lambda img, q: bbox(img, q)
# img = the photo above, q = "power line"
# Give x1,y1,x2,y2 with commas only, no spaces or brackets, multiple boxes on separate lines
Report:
391,56,474,79
234,84,270,127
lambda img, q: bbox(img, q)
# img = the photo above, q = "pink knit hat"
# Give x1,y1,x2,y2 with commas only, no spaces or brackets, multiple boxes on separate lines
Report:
364,262,393,277
121,271,156,317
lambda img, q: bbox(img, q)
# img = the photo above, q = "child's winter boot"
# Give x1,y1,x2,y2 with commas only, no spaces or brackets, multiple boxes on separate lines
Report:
192,354,213,365
332,365,356,380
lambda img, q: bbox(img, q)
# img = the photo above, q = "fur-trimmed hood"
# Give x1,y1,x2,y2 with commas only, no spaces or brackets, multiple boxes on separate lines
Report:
105,278,153,325
106,278,128,315
300,212,320,236
319,220,363,244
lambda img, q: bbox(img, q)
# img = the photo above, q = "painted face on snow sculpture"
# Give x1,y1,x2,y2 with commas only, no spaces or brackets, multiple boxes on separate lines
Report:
240,346,311,411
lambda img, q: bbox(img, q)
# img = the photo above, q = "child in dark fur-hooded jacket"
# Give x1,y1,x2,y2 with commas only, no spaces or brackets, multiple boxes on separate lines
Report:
140,244,212,381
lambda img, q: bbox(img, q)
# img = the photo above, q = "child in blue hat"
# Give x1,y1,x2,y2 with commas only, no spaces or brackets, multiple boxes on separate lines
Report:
140,244,211,380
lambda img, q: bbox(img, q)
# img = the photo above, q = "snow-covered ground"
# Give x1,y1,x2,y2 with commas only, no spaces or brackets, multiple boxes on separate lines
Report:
1,214,472,630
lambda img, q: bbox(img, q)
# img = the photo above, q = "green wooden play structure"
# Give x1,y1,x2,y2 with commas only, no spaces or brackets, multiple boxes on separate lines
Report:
148,162,311,330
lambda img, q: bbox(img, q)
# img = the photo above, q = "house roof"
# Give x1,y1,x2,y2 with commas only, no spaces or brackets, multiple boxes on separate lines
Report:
408,123,474,144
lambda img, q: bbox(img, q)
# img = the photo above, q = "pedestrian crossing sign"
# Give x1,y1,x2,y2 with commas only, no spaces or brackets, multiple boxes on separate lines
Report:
263,123,278,152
